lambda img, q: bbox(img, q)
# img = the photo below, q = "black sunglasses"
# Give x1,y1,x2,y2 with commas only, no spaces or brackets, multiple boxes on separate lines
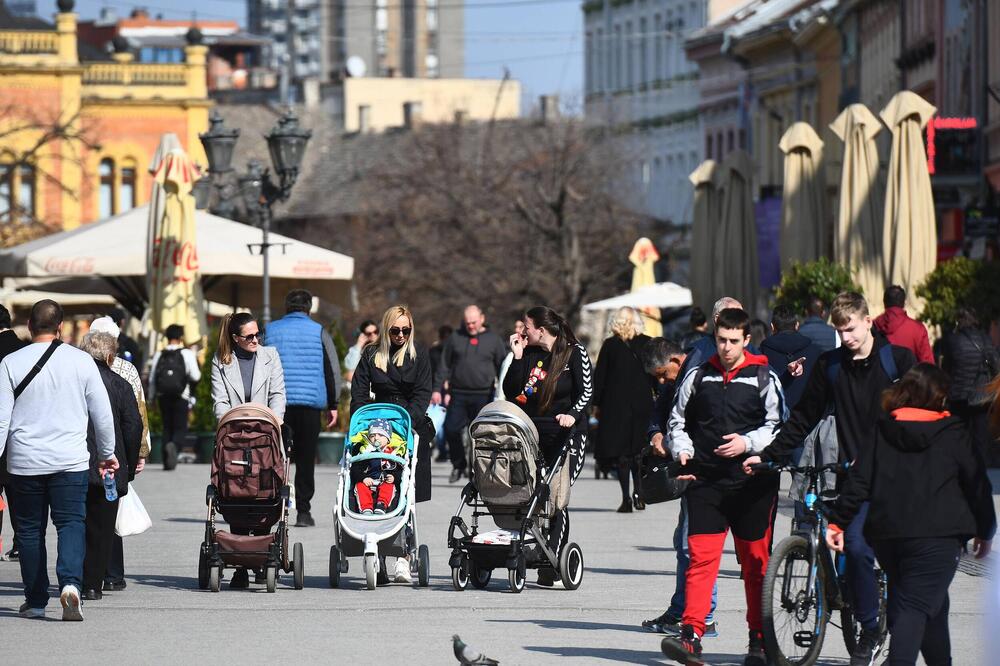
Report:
388,327,412,337
237,332,262,342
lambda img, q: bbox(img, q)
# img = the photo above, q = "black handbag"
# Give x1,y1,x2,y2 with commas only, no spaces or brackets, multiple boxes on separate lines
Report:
639,448,690,505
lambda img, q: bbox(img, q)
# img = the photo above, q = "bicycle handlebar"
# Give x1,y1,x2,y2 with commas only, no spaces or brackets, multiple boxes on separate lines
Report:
748,461,850,475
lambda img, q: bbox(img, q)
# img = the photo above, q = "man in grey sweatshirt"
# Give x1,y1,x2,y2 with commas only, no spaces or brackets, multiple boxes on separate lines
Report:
0,300,117,621
432,305,507,482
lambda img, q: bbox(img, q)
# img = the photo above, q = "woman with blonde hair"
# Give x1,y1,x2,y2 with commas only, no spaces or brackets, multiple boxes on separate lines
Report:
211,312,286,424
592,306,655,511
350,305,433,583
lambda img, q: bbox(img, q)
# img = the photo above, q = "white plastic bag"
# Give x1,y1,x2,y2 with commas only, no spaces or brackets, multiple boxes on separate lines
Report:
115,483,152,537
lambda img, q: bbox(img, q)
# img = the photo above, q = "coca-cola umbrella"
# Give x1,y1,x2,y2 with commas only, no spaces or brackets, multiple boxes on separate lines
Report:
0,204,354,316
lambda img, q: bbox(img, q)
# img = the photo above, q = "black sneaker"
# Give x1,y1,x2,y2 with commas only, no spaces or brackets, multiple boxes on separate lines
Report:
295,511,315,527
5,547,19,561
229,568,249,589
536,567,557,587
374,502,387,515
642,610,680,633
163,441,178,471
448,467,463,483
81,588,102,601
102,580,126,592
850,627,882,666
661,624,703,664
743,630,766,666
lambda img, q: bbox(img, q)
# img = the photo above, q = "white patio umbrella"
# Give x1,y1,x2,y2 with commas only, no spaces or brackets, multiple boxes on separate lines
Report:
829,104,885,303
779,122,827,272
880,91,938,312
0,205,354,313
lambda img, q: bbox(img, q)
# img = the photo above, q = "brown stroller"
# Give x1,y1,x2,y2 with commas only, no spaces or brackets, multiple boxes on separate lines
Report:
198,404,304,592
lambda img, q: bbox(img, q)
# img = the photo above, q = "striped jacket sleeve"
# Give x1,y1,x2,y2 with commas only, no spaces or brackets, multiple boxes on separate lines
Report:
667,365,701,459
566,344,593,422
744,368,785,453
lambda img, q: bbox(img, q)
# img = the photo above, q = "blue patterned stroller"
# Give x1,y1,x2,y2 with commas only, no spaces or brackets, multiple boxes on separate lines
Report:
328,403,429,589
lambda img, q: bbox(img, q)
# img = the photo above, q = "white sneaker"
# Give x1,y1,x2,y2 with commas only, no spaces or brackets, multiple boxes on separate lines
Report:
393,558,412,584
60,585,83,621
18,602,45,619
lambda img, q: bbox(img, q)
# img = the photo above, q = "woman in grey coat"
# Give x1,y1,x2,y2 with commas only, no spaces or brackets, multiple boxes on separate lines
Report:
211,312,286,422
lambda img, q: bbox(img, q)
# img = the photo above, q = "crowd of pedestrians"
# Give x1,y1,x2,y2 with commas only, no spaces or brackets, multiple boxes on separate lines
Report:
0,281,994,666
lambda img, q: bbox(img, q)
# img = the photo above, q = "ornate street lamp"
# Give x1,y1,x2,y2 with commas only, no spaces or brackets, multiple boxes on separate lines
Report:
196,110,310,324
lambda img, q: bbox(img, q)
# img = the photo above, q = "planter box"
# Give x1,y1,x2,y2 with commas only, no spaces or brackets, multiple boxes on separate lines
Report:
196,432,216,463
148,434,162,464
317,432,346,465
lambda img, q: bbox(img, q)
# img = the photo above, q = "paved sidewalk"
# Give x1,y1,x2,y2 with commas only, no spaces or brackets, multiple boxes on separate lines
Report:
1,464,995,664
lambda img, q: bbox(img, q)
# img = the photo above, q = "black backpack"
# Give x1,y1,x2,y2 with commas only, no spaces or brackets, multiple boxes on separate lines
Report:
155,349,188,397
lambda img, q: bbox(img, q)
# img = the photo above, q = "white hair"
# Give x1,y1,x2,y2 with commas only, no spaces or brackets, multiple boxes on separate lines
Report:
609,306,645,341
80,331,117,362
712,297,743,319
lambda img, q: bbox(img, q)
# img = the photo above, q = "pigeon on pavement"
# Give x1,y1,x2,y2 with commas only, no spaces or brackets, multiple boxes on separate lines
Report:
453,635,499,665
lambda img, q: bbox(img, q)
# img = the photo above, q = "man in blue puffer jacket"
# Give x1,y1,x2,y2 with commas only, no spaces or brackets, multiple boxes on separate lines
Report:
266,290,342,527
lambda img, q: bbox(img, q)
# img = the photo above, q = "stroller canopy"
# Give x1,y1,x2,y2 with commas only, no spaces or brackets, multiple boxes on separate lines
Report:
471,400,539,452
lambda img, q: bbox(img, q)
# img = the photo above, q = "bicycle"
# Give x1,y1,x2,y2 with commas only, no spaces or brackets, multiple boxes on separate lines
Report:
750,461,888,666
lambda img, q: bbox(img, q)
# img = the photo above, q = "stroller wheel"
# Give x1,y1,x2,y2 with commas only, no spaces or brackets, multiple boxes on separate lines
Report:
417,545,430,588
507,563,525,594
329,546,341,588
470,563,492,590
197,544,209,590
558,542,584,590
208,565,221,593
265,566,277,593
292,543,305,590
451,556,469,591
364,554,378,590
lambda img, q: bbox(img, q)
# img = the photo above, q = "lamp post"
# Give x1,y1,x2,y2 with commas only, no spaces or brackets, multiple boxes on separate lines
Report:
198,109,311,324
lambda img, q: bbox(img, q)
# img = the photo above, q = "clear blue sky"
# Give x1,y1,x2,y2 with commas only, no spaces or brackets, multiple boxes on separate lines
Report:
57,0,584,113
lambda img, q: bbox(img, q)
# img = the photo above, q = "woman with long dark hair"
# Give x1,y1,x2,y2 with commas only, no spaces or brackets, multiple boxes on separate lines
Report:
350,305,433,584
502,306,593,586
210,312,286,421
826,364,995,665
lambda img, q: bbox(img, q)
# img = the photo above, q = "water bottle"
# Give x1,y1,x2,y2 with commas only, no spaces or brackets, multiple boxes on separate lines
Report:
103,471,118,502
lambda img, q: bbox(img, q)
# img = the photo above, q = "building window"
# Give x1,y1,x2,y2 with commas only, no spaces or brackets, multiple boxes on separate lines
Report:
739,128,747,150
706,135,713,160
639,17,647,86
595,28,603,92
18,165,34,218
99,158,115,219
614,25,621,90
120,164,136,213
653,15,662,81
358,105,371,133
728,130,735,152
0,164,11,221
625,22,633,90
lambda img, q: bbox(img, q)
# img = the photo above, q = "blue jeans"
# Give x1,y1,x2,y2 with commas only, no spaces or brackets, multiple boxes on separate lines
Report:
668,495,717,622
7,470,88,609
844,501,879,631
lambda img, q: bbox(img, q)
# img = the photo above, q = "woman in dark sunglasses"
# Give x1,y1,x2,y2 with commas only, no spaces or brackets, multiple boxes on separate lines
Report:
210,311,287,425
350,305,434,584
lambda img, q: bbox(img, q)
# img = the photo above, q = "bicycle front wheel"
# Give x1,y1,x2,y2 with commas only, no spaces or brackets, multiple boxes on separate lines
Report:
762,535,829,665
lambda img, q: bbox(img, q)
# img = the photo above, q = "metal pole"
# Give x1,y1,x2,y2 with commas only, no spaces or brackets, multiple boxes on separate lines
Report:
261,204,272,325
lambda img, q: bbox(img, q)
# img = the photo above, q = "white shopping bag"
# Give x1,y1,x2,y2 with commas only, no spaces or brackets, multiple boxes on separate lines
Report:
115,483,152,537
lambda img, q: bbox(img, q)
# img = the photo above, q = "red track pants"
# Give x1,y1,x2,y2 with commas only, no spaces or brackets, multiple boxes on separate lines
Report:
354,481,396,511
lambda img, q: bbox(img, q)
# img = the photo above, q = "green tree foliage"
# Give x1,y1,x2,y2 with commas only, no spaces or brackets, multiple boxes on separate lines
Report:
191,326,220,432
916,257,1000,330
773,259,862,315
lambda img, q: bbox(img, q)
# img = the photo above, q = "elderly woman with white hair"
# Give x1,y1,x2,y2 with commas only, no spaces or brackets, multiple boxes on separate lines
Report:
592,306,656,512
77,331,143,601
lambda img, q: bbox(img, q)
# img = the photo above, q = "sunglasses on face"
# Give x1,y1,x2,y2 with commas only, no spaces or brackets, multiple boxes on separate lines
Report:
389,327,412,337
237,332,261,342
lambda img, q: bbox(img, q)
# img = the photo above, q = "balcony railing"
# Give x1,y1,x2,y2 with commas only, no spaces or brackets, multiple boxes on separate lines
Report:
82,62,187,86
0,30,59,55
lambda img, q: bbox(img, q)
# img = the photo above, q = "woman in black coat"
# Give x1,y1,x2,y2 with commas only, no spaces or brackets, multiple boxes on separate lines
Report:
826,364,995,666
940,307,998,460
592,307,654,512
80,332,142,601
350,305,432,585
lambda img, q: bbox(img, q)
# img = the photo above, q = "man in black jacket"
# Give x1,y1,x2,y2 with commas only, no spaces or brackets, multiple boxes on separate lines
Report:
745,292,916,666
432,305,506,483
660,309,784,665
760,304,823,410
0,304,28,560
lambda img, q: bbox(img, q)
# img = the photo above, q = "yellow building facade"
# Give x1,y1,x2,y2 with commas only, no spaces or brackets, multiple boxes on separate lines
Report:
0,4,209,231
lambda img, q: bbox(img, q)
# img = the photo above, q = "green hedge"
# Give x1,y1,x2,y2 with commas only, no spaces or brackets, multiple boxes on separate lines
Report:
916,257,1000,329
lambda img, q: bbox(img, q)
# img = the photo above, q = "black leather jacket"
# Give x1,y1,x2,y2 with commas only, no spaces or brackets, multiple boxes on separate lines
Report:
942,328,998,403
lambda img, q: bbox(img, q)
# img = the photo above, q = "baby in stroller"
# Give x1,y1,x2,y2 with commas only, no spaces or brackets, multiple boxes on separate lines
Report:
352,418,406,515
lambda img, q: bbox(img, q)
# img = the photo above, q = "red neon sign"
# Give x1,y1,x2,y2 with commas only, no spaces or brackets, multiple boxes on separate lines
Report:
926,117,977,175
